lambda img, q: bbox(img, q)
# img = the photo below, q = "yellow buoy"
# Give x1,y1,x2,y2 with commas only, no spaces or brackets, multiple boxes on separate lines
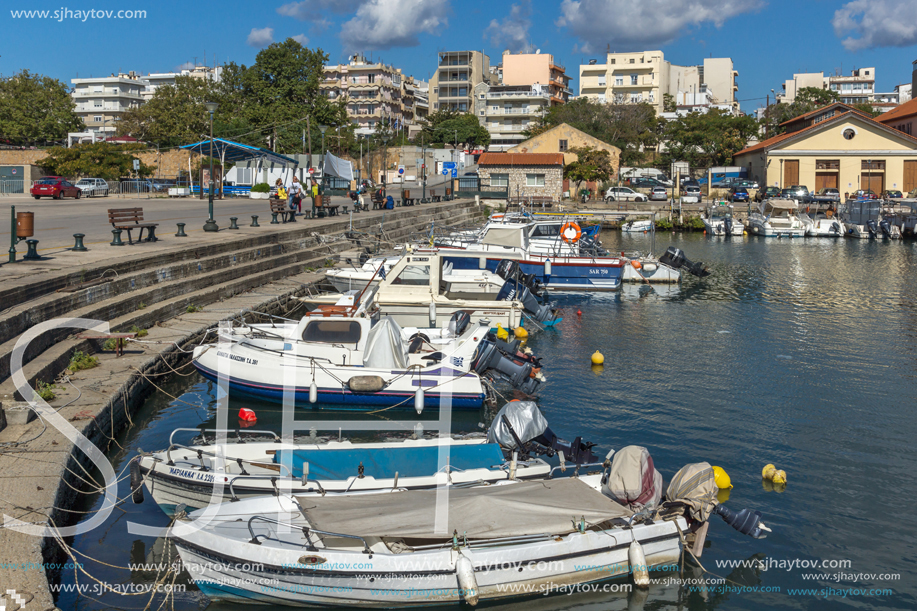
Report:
712,465,733,489
514,326,528,339
496,324,509,341
772,469,787,484
591,350,604,365
762,464,777,480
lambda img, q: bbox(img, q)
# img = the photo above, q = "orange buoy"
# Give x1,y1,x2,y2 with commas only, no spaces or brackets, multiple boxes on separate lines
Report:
631,260,642,270
561,221,582,244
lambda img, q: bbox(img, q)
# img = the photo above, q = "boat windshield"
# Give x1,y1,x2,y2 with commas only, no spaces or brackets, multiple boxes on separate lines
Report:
530,223,561,238
302,320,362,344
710,206,732,219
390,264,430,286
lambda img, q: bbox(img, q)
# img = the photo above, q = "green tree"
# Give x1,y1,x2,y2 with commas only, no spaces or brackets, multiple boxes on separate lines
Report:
761,87,842,136
0,70,82,145
663,93,676,113
38,142,155,181
564,146,614,195
662,109,758,168
117,76,212,147
419,111,489,150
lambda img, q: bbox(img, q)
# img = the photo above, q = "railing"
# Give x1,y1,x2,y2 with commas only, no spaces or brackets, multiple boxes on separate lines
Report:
0,179,25,195
73,90,143,99
486,91,550,99
489,108,536,115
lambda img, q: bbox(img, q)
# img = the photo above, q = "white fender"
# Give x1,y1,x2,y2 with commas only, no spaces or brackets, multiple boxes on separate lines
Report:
309,381,318,404
429,302,437,327
455,553,479,605
414,387,424,415
629,539,649,588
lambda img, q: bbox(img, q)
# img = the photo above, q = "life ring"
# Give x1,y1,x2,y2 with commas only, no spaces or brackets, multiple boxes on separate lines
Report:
561,221,582,244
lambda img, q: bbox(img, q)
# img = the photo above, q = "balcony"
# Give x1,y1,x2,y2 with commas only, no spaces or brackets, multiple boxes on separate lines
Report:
488,124,529,132
489,107,539,116
486,90,550,99
73,89,143,99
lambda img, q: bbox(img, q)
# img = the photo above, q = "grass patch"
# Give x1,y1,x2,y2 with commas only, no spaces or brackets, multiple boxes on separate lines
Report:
129,325,149,338
137,302,147,310
35,380,58,401
186,304,203,313
69,350,99,372
323,258,335,268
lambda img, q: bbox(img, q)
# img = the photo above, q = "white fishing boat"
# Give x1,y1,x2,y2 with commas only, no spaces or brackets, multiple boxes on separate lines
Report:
173,458,771,606
702,204,744,236
799,212,845,237
746,199,806,237
191,307,545,410
307,249,560,329
839,199,882,239
621,219,654,233
133,401,589,516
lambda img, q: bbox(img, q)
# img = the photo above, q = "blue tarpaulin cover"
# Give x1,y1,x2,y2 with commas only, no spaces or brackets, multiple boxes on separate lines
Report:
274,443,505,480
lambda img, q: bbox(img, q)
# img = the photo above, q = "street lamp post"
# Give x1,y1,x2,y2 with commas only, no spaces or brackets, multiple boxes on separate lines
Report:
318,125,328,190
421,134,427,203
451,129,457,200
203,101,219,232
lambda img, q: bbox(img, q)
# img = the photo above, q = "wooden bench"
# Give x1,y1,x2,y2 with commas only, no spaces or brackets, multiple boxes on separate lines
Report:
269,199,295,223
314,194,341,218
401,190,416,206
429,189,441,202
108,208,158,244
370,190,386,210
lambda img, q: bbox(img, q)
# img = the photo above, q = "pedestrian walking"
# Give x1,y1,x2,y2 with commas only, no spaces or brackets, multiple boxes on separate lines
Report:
287,176,303,215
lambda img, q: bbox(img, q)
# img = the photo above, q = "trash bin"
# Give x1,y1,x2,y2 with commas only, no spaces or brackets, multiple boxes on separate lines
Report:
16,212,34,238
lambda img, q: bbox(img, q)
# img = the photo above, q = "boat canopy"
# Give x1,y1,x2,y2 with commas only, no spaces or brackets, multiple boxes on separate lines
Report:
362,317,408,369
481,226,527,248
296,478,633,540
275,443,505,480
764,199,799,212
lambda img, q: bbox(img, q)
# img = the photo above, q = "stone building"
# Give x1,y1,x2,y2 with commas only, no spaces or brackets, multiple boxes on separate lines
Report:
477,152,564,201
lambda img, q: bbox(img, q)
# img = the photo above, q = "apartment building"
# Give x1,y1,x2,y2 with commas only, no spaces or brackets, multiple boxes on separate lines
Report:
474,83,552,151
141,65,222,101
71,72,148,136
776,68,876,105
322,55,410,137
578,52,738,115
429,51,498,113
501,51,571,104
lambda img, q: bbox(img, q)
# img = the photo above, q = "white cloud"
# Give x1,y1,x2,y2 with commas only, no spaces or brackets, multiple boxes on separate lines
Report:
340,0,450,50
484,0,534,53
247,27,275,48
292,33,310,45
832,0,917,51
175,61,196,71
277,0,365,19
557,0,762,51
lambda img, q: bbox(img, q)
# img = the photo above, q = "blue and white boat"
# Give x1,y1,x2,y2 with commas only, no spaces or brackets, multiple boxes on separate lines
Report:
192,307,545,410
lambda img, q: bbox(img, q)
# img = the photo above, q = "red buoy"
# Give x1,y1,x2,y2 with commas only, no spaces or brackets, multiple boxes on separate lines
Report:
577,310,582,316
238,407,257,422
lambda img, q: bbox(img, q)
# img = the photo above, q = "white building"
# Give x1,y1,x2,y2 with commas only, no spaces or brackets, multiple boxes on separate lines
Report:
474,83,552,151
71,72,148,137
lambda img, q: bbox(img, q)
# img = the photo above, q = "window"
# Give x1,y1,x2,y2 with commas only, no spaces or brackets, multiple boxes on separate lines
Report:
391,264,431,286
433,87,438,94
479,93,485,99
610,59,616,64
302,321,362,344
479,110,485,116
615,76,624,86
558,139,568,152
843,128,856,140
861,160,885,170
490,173,509,187
526,174,545,187
630,93,642,103
94,101,102,108
629,58,635,64
434,103,439,109
630,74,638,85
816,159,840,170
112,88,118,94
93,115,103,122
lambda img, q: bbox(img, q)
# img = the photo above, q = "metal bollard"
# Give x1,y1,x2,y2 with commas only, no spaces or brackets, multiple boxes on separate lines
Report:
250,215,260,227
71,233,88,252
23,239,40,260
270,212,280,224
175,223,188,237
110,228,124,246
146,226,158,241
229,217,239,230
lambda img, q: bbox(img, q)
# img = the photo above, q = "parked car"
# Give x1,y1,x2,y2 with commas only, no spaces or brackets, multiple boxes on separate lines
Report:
74,177,109,197
810,188,841,204
605,186,648,202
884,189,903,201
735,179,760,190
729,187,750,203
648,186,669,201
152,178,176,192
755,186,781,202
630,177,665,189
712,177,741,189
851,189,877,200
681,185,702,204
783,185,810,201
31,177,81,199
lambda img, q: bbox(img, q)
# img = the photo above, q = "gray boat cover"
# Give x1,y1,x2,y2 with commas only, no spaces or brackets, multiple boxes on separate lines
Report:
666,462,718,522
297,479,632,539
601,445,663,511
481,226,526,248
486,400,548,448
362,317,408,369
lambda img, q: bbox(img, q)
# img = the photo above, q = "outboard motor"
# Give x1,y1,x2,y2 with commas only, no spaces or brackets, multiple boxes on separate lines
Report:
486,400,597,464
724,217,734,236
866,219,879,237
831,221,841,235
658,246,711,278
714,505,771,539
495,260,547,298
447,310,471,336
879,218,892,238
495,282,557,324
471,341,543,395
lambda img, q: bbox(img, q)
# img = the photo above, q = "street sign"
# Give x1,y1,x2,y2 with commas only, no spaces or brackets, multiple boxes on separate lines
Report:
443,161,456,169
442,170,448,176
398,166,404,175
451,169,457,178
133,159,140,171
309,168,315,174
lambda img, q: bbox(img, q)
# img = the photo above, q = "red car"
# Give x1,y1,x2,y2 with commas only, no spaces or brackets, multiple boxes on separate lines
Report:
31,177,82,200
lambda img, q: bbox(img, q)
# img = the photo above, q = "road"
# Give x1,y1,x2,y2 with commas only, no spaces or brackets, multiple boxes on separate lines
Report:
0,193,354,255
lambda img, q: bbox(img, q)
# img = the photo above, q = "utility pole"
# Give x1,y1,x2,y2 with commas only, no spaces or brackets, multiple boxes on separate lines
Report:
307,116,313,170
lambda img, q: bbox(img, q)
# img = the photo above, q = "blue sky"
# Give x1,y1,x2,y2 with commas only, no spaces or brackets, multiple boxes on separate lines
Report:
4,0,917,114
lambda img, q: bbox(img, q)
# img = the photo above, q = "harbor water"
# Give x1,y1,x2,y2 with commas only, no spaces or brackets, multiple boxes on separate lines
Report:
57,231,917,611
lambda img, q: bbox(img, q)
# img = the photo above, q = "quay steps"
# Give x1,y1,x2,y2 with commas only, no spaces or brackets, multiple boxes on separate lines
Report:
0,201,482,404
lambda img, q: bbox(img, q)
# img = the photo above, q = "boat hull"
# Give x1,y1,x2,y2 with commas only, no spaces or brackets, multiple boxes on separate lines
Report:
445,254,624,291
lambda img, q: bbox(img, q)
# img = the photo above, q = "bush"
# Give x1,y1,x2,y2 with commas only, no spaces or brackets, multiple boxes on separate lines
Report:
69,350,98,372
129,325,148,338
682,215,706,231
655,217,673,231
251,182,271,193
186,304,203,313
